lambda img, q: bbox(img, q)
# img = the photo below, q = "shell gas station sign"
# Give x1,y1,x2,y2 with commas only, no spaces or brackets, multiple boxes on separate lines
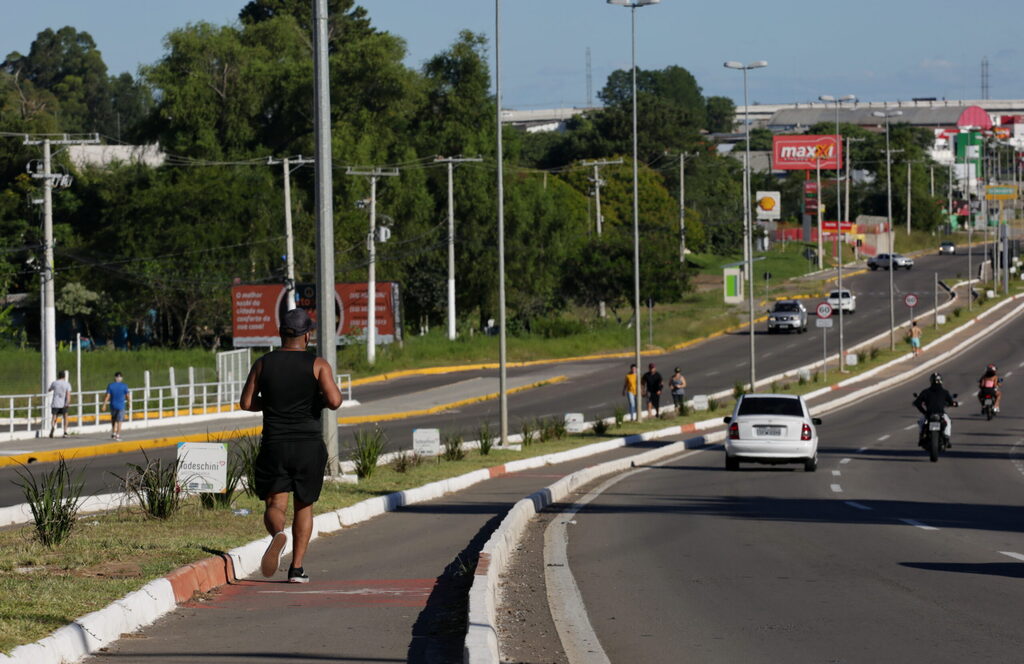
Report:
755,191,781,220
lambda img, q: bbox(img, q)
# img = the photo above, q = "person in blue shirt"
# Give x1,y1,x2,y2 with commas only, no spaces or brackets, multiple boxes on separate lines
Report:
103,372,131,440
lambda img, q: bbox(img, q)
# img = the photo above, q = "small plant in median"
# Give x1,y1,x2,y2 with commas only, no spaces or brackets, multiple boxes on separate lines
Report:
733,381,747,399
231,432,261,498
351,426,388,479
14,457,86,547
520,420,535,446
200,450,246,510
614,407,624,427
442,433,466,461
592,418,609,436
708,397,719,412
113,450,186,520
477,422,494,456
392,450,422,473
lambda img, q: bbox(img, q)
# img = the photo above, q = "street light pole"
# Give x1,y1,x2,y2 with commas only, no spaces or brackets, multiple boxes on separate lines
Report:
725,59,767,390
610,0,660,411
495,0,509,442
873,109,903,350
435,155,483,340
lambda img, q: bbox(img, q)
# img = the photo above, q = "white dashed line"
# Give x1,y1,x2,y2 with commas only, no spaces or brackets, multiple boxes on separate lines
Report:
899,518,938,531
999,551,1024,562
706,370,720,376
1005,371,1014,378
840,458,851,465
831,470,841,477
845,501,872,511
830,484,843,493
734,362,746,368
878,434,890,441
903,424,917,431
1018,361,1024,369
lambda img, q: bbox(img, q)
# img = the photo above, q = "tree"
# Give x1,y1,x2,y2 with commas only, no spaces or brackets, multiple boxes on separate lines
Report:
705,96,735,133
57,281,100,337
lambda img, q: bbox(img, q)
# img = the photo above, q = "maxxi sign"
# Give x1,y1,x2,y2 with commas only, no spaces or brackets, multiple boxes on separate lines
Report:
772,135,842,170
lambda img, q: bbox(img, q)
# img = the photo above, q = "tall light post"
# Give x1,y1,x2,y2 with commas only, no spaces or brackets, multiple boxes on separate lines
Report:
873,109,902,350
495,0,509,442
819,94,856,229
725,59,767,390
610,0,659,410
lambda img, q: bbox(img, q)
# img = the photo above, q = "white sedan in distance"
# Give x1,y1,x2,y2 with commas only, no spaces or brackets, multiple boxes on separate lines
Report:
723,394,821,472
827,289,856,314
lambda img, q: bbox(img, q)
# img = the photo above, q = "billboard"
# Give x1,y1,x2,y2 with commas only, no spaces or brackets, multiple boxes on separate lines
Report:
231,282,402,347
772,135,842,170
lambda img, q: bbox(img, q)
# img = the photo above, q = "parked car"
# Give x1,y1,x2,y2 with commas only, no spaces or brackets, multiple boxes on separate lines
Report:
723,394,821,471
939,242,956,255
827,289,856,314
766,300,807,334
867,253,914,270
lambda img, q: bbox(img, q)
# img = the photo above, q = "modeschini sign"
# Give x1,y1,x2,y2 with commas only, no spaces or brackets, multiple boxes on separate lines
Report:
231,282,402,347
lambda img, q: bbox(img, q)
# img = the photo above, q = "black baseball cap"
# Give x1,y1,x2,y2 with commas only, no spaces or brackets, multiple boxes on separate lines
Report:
280,308,313,337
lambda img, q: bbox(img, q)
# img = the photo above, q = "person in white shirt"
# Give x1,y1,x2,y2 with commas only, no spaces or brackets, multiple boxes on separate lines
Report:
47,370,72,438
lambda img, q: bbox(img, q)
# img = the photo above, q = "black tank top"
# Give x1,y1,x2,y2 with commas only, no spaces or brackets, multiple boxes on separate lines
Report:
258,350,322,443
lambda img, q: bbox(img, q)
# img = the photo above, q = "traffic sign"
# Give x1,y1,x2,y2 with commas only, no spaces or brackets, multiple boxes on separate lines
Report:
816,302,833,319
816,317,833,328
904,293,919,308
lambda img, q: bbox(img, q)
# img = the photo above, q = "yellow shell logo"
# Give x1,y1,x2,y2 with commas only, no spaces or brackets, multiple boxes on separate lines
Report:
759,196,777,211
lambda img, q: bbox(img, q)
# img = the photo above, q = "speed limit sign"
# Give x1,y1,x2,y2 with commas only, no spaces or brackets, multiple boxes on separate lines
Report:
904,293,919,308
816,302,833,319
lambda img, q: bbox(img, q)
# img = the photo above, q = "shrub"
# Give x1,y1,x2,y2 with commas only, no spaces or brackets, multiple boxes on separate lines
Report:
952,307,962,318
477,422,494,456
200,435,253,509
770,381,779,394
232,432,261,498
733,381,747,399
14,457,86,547
393,450,421,473
676,401,690,417
552,417,567,440
869,347,880,360
708,397,719,412
520,420,535,446
812,371,820,383
798,374,807,386
113,450,186,519
536,419,552,444
442,433,466,461
351,426,388,479
592,419,609,436
614,407,624,428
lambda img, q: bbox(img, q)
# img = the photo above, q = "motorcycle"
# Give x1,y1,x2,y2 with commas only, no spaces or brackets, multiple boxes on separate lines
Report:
980,378,1003,421
914,393,958,463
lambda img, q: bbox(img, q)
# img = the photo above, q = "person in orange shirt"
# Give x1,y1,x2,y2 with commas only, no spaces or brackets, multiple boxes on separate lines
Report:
622,364,638,422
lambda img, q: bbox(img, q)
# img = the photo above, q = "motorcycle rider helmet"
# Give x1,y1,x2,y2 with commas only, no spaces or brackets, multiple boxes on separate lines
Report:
929,372,942,386
985,363,997,375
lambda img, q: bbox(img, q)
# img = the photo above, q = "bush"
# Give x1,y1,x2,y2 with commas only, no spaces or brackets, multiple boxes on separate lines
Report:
733,381,747,399
952,307,962,318
614,407,624,427
14,457,86,547
113,451,186,520
812,371,820,383
770,381,779,394
676,401,690,417
528,316,588,339
536,419,552,444
351,426,388,479
551,417,567,440
233,432,261,498
708,397,719,412
442,433,466,461
870,347,880,360
592,419,609,436
392,450,421,473
478,422,494,456
520,420,535,446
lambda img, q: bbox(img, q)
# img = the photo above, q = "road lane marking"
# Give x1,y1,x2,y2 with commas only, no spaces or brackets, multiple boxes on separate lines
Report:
857,446,867,453
831,470,841,476
899,518,938,531
878,434,890,441
903,424,917,431
1005,371,1014,378
845,501,872,511
706,370,720,376
830,484,843,493
1018,361,1024,368
840,458,851,464
999,551,1024,562
734,362,746,368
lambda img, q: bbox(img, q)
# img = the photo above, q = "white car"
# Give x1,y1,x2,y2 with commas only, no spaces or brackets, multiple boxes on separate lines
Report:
827,289,856,314
723,394,820,471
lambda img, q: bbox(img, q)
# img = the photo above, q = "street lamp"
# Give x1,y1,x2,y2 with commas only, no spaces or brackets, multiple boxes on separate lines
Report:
609,0,659,413
819,94,855,371
725,59,767,390
873,108,903,350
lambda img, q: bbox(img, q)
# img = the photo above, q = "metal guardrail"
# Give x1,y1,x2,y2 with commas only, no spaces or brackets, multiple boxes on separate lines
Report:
1,374,353,436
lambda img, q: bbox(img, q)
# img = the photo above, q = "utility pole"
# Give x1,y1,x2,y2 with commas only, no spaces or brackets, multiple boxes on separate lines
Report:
312,0,339,474
675,152,696,263
267,155,315,311
435,156,483,340
580,158,622,318
23,133,98,399
906,160,912,236
346,167,399,365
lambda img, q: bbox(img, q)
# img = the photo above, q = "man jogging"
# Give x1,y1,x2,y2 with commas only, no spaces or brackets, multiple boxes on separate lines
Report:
240,308,343,583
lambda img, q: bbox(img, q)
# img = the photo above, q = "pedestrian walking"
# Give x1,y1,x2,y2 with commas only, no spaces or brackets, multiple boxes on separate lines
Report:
908,320,923,357
669,367,687,413
240,308,343,583
47,370,72,438
622,363,638,422
642,362,663,419
103,372,130,440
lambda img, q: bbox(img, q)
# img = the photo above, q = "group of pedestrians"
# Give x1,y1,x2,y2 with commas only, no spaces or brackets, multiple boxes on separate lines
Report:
621,362,687,421
45,370,132,440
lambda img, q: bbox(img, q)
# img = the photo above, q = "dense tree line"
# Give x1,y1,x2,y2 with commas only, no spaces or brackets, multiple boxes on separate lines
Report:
0,0,945,348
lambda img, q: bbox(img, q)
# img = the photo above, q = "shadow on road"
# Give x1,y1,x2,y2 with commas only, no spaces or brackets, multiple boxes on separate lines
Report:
900,561,1024,579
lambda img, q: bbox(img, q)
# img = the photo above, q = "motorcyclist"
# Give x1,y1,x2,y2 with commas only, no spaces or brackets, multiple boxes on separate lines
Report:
977,364,1002,414
913,372,958,445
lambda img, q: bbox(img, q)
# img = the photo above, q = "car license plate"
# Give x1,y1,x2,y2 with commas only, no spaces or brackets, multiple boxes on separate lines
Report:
757,426,784,436
928,421,941,431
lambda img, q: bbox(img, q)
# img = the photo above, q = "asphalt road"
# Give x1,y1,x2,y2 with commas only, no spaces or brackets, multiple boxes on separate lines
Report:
561,301,1024,662
0,248,987,506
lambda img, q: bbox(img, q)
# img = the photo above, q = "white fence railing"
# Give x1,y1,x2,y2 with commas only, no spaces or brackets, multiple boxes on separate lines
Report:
1,371,353,437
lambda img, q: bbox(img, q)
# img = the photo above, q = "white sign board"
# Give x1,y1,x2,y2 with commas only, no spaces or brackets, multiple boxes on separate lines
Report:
177,442,228,494
413,428,441,456
816,317,834,328
755,191,781,220
564,413,586,434
691,395,709,412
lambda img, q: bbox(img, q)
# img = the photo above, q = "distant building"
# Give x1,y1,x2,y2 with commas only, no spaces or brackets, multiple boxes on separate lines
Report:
502,108,595,133
67,143,166,170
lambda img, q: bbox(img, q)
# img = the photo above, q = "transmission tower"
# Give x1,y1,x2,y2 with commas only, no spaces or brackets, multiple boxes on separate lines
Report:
981,56,990,100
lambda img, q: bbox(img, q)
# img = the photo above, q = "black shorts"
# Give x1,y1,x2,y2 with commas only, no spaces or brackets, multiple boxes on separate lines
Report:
254,439,328,504
979,387,997,400
51,407,67,415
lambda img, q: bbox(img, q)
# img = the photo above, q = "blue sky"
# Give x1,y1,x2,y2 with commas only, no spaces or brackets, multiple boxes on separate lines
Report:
2,1,1021,110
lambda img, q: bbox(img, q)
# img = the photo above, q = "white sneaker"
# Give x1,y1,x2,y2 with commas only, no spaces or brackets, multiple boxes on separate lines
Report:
261,531,288,577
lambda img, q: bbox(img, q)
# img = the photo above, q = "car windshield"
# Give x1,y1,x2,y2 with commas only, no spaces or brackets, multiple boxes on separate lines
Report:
775,303,799,312
737,397,804,417
828,291,848,299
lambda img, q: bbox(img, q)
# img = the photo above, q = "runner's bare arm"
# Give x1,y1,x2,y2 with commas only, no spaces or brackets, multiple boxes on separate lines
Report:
239,360,263,411
314,357,343,409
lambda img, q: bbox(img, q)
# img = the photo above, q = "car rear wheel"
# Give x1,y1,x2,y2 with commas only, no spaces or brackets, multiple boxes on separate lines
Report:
804,455,818,472
725,455,739,471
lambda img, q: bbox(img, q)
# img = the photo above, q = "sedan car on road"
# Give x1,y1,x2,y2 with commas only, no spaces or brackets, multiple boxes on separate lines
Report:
867,253,914,270
766,300,807,334
939,242,956,255
827,289,856,314
723,394,820,471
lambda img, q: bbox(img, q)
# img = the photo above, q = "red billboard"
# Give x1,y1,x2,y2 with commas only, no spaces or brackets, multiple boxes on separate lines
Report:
772,135,842,170
231,282,402,347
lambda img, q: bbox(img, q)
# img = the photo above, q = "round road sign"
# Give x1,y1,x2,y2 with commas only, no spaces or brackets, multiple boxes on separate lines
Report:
816,302,833,319
904,293,919,308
